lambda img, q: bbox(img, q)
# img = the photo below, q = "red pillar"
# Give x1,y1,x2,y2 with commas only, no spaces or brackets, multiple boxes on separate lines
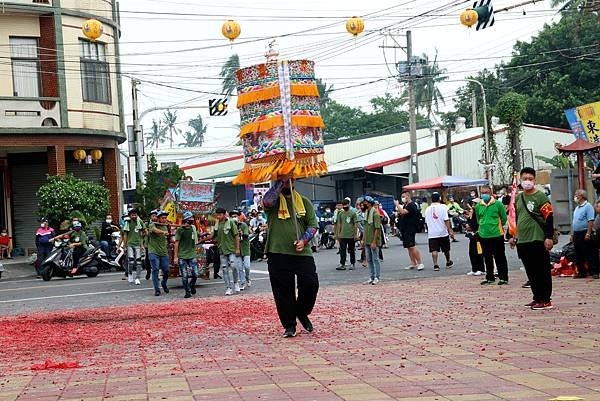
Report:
577,152,585,190
103,147,122,219
47,145,66,176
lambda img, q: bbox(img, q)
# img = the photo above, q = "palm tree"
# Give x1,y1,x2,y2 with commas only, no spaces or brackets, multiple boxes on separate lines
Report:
145,119,167,149
316,78,333,108
161,110,181,148
551,0,599,12
219,54,240,97
179,115,207,147
404,51,448,119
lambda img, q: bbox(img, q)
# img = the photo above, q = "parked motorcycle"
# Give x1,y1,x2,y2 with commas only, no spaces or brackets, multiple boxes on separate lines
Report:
451,212,468,234
39,237,108,281
319,223,336,249
249,227,267,261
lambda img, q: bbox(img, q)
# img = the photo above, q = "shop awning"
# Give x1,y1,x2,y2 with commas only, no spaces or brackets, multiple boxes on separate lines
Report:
403,175,489,190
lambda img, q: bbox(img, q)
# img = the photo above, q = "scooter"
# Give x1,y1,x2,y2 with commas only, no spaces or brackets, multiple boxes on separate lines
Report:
451,212,468,234
249,227,267,261
39,237,101,281
319,223,336,249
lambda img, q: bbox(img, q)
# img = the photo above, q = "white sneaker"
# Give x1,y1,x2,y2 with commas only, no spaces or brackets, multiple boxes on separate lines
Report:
225,288,233,296
363,279,374,285
404,265,416,270
128,274,133,283
474,271,484,276
417,264,425,271
239,284,246,291
246,280,252,288
466,271,475,276
134,278,140,285
372,278,380,285
234,283,241,293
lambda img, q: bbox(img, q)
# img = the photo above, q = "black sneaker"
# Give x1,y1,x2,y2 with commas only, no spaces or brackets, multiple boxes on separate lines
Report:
154,290,161,296
497,280,508,285
191,286,196,295
593,274,599,279
522,281,531,288
298,316,314,333
433,265,440,271
481,280,495,285
145,271,151,280
283,327,297,338
446,260,454,269
162,286,170,294
214,273,222,279
184,292,191,299
336,265,347,271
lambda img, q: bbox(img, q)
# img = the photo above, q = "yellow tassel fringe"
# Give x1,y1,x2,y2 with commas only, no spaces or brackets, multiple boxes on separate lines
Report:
236,84,320,108
232,155,328,185
240,115,325,138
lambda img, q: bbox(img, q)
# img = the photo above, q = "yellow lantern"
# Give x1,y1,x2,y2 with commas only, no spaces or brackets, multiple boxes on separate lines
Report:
222,20,241,42
346,16,365,37
82,19,103,41
90,149,103,163
460,9,478,28
73,149,86,163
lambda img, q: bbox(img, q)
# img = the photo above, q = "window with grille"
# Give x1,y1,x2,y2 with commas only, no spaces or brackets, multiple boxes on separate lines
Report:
10,37,40,97
80,40,111,104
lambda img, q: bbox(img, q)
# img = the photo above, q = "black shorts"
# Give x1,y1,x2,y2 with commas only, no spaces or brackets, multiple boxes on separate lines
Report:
429,236,451,253
401,230,416,248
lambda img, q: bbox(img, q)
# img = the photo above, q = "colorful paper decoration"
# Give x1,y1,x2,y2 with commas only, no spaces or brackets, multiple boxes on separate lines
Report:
233,59,327,184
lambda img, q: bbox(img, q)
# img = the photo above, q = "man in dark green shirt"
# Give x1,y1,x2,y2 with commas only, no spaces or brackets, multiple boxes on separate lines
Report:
214,207,243,296
230,210,252,288
263,179,319,338
175,212,199,298
148,211,170,296
335,199,358,270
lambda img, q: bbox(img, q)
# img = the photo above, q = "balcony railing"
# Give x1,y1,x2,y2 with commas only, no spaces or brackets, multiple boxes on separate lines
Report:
4,0,53,6
0,97,61,128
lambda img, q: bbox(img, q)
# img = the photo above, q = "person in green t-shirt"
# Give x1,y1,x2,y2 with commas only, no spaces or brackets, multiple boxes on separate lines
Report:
212,207,243,296
335,198,358,270
361,196,382,285
147,211,171,296
175,212,199,298
230,210,252,288
123,209,147,285
262,179,319,338
509,167,555,310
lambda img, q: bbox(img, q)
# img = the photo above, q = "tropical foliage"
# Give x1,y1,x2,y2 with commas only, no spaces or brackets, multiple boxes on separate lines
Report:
404,52,448,118
145,119,168,149
135,154,185,217
220,54,240,97
179,114,208,147
161,110,181,148
37,175,109,228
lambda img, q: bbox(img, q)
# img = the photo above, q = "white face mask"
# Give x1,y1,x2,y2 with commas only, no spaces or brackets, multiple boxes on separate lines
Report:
40,223,46,228
106,219,112,224
521,180,535,190
574,196,580,203
401,197,407,203
0,232,6,236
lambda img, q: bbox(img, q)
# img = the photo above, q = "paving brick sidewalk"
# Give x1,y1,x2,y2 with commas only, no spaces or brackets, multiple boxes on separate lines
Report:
1,272,599,401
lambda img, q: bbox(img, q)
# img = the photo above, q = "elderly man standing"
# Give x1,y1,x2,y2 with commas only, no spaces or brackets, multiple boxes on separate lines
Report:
572,189,598,279
473,186,509,286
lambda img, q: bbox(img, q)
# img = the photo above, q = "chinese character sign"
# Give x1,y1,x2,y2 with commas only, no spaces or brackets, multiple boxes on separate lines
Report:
178,181,216,203
565,101,600,143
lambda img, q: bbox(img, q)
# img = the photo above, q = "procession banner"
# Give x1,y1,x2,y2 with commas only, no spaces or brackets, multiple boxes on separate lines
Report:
178,181,216,203
565,101,600,142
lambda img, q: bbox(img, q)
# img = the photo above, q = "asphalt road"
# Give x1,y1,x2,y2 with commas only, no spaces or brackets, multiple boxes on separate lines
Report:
0,233,532,316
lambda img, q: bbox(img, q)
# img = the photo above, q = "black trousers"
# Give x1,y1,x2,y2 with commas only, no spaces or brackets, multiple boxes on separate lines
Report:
573,231,599,276
480,236,509,281
468,237,484,273
267,253,319,330
339,238,356,265
517,241,552,303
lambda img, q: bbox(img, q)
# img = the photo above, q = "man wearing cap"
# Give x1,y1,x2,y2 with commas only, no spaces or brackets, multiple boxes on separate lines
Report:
68,221,87,273
230,210,252,287
362,196,382,284
175,212,199,298
263,179,319,338
148,211,171,296
424,193,455,271
35,218,54,274
123,208,147,285
213,208,244,295
335,198,358,270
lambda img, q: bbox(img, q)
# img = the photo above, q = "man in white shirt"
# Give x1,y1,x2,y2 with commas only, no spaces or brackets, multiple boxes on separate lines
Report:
424,192,455,271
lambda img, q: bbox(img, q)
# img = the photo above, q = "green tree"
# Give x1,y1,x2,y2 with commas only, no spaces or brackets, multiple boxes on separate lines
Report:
316,78,333,108
37,175,110,228
322,100,366,140
161,110,181,148
220,53,240,97
179,114,207,147
145,119,167,149
497,92,528,173
405,52,448,118
550,0,600,12
136,154,185,217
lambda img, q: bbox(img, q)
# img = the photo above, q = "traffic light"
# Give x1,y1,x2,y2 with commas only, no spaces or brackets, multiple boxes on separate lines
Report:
209,98,228,116
460,0,495,31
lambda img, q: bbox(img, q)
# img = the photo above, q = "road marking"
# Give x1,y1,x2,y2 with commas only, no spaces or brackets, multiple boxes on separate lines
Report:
250,269,269,275
0,276,130,293
0,278,270,304
0,272,124,285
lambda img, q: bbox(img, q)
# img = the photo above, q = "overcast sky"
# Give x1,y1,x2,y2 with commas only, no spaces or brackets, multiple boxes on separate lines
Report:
116,0,561,157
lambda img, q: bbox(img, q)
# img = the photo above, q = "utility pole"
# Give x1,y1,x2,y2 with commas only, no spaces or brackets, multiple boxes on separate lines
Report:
131,78,145,184
446,126,452,175
471,93,478,128
406,30,419,184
